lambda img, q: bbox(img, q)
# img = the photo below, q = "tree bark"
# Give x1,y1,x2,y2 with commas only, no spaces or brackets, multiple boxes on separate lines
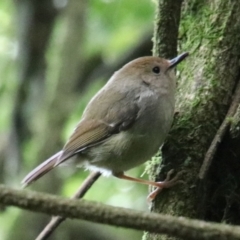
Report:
146,0,240,239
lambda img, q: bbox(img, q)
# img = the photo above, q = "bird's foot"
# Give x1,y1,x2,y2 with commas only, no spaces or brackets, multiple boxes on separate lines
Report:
147,169,184,201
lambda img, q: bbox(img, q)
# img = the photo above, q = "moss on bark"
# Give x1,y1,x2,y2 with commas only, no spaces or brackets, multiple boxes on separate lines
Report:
146,0,240,239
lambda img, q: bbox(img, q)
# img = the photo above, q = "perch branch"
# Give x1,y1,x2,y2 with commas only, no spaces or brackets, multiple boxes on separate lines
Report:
1,184,240,240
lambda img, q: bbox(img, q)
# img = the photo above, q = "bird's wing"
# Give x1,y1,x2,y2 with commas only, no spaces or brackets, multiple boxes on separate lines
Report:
56,102,139,165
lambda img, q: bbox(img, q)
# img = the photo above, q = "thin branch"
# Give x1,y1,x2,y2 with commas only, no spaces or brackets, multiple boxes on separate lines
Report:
36,171,101,240
1,185,240,240
199,79,240,180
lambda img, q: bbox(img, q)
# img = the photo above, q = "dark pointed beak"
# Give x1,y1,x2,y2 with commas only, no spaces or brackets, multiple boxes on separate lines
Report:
168,52,189,69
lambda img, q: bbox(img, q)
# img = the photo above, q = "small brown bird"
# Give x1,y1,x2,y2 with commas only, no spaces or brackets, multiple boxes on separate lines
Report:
22,52,188,200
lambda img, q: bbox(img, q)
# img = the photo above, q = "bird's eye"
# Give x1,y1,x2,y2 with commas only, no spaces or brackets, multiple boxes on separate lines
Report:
152,66,160,74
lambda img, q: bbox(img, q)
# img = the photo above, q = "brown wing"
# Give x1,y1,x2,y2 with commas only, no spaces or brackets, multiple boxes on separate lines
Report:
58,120,112,163
56,102,139,166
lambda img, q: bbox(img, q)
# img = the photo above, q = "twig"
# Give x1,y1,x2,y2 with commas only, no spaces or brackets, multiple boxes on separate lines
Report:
199,79,240,179
36,171,101,240
1,184,240,240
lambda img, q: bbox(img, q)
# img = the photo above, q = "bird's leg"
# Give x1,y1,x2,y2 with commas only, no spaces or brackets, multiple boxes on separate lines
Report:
147,170,183,201
113,169,183,201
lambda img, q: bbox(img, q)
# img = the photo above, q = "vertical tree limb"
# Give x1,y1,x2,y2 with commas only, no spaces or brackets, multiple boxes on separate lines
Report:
153,0,183,58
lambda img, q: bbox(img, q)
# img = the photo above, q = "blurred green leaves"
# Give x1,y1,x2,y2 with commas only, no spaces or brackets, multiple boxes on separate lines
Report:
0,0,155,239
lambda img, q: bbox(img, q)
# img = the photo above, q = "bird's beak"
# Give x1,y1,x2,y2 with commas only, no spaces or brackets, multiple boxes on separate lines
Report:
168,52,189,69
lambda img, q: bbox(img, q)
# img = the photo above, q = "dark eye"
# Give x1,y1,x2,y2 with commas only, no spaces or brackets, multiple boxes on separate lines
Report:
152,66,160,74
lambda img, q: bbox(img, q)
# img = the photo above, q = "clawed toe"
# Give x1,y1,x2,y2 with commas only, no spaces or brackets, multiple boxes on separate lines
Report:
147,169,185,201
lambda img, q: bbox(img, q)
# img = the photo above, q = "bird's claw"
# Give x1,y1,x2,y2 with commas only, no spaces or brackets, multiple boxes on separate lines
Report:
147,169,185,201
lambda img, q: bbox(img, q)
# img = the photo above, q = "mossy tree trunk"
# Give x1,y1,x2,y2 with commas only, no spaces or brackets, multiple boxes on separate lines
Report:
145,0,240,239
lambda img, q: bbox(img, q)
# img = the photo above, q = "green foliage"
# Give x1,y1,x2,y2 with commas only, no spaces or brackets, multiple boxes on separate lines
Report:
0,0,155,239
86,0,154,60
0,1,17,130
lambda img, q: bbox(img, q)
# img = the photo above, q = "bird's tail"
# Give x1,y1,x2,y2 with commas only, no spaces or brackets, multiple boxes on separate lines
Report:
21,151,62,187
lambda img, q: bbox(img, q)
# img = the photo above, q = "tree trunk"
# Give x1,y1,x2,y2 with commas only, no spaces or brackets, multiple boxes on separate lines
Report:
145,0,240,239
6,0,89,239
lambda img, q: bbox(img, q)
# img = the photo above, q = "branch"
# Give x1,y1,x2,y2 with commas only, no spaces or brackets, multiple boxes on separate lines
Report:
153,0,183,58
1,185,240,240
36,171,101,240
199,79,240,180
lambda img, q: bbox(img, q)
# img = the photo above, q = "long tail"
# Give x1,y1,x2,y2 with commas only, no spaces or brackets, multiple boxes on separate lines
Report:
22,151,63,187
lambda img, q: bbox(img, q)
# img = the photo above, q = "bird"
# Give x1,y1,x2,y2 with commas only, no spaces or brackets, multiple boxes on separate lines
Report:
22,52,188,200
